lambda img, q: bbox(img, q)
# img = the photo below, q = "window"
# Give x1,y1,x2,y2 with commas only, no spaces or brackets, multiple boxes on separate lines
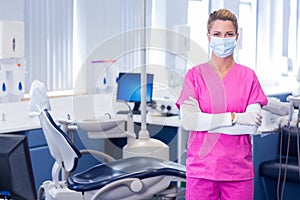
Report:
187,0,257,69
24,0,73,92
187,0,209,69
287,0,299,74
255,0,300,80
238,0,257,69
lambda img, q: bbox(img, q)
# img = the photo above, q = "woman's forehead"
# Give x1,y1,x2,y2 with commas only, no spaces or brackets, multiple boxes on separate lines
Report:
210,20,235,32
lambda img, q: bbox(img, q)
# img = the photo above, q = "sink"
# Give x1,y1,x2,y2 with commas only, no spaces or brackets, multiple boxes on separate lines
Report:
77,117,125,132
76,117,128,138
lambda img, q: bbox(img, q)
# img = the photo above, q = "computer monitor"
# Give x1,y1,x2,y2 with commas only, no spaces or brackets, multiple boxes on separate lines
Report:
0,134,37,200
116,72,154,114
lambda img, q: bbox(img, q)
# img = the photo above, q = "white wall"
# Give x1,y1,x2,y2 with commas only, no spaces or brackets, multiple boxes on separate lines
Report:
75,0,122,66
0,0,24,21
74,0,189,96
74,0,122,94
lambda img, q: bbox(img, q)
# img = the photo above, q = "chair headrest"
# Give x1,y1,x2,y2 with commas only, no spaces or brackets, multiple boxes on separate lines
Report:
28,80,51,116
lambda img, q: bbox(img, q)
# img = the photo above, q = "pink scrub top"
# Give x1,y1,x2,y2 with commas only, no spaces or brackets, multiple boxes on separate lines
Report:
176,63,268,181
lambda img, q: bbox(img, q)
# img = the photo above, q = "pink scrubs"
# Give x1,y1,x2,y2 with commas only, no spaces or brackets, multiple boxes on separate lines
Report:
176,63,268,199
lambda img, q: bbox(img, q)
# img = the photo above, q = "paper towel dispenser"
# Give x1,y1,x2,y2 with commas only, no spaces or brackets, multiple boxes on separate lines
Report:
0,21,24,59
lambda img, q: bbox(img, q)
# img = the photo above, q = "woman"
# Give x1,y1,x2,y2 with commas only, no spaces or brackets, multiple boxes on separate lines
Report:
176,9,268,200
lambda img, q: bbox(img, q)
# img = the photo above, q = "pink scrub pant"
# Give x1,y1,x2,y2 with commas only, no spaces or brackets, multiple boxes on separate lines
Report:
186,177,254,200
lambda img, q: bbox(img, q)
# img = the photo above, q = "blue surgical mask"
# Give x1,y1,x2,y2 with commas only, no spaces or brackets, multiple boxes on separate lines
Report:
209,36,236,58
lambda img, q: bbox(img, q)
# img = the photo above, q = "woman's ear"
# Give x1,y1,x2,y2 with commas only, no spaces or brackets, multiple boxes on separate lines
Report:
235,33,239,41
207,33,211,42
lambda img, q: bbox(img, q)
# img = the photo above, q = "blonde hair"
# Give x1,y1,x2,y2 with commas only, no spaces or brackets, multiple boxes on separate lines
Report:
207,9,238,34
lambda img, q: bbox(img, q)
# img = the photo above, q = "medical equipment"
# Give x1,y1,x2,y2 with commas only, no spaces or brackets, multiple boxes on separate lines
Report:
262,97,290,116
259,95,300,200
277,96,300,200
38,108,186,200
276,99,293,200
29,79,185,199
149,99,179,117
114,71,171,160
76,116,128,139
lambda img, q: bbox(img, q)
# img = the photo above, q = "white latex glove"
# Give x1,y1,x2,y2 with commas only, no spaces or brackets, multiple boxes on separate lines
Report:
235,112,262,126
183,96,201,113
181,97,233,131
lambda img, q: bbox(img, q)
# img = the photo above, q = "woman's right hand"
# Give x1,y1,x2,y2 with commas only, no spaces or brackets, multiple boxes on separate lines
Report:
234,112,262,126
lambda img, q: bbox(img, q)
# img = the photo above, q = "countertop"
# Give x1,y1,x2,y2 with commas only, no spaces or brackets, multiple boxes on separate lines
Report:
0,94,182,134
0,93,279,134
0,94,113,133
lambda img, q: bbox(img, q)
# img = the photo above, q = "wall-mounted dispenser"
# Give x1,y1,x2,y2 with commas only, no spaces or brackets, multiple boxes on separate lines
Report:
6,61,25,102
0,21,24,59
91,60,117,94
0,21,25,103
0,68,8,103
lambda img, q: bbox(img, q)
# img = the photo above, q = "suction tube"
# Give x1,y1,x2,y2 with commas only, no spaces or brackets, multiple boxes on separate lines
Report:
277,100,294,200
297,104,300,182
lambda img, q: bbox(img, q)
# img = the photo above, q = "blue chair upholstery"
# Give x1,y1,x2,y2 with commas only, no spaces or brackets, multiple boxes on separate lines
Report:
68,156,186,192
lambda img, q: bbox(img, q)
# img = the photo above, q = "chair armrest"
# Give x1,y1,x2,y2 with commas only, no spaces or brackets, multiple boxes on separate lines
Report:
91,178,143,200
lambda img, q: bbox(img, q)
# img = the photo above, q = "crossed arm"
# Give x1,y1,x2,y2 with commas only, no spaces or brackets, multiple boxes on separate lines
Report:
180,97,262,135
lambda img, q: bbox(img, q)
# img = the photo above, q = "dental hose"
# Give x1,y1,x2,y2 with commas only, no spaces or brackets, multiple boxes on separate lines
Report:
280,105,300,200
279,103,300,200
276,125,283,200
279,124,290,200
277,101,293,200
277,125,291,200
297,105,300,182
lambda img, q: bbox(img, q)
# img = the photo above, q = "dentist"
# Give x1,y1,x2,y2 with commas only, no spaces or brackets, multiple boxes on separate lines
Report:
176,9,268,200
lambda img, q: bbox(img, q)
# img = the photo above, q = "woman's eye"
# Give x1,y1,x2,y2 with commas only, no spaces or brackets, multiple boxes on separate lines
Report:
226,33,234,37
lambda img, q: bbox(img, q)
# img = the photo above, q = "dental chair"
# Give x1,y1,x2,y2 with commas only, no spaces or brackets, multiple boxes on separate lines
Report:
38,108,186,200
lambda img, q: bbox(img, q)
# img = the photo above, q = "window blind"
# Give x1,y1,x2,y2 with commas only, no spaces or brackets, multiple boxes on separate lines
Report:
24,0,73,92
120,0,153,72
